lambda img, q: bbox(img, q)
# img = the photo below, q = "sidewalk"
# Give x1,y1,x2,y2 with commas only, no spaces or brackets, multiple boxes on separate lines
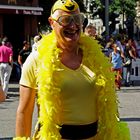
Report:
121,86,140,90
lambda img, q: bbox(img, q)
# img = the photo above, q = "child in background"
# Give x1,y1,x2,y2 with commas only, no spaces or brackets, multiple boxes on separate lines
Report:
110,43,124,90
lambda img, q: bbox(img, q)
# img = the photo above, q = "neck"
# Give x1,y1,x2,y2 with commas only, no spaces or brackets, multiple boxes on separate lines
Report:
57,43,79,54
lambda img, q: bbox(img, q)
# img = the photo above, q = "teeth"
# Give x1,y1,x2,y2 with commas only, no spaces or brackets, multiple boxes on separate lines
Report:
66,31,76,34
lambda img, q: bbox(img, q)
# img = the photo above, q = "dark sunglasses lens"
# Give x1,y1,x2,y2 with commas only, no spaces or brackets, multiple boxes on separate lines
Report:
73,14,85,25
58,16,72,26
57,14,85,26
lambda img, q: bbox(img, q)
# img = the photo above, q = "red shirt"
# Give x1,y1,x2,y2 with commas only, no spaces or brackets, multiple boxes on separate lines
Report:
0,45,13,63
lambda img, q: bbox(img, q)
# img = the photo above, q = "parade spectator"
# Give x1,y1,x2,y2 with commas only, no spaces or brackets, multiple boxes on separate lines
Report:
104,37,114,57
110,43,124,90
84,24,97,39
123,39,137,86
115,35,125,54
0,39,13,99
2,36,13,49
32,35,41,52
14,0,130,139
18,40,31,68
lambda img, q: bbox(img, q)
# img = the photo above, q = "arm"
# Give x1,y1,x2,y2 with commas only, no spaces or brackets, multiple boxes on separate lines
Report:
9,55,13,66
129,50,136,60
15,85,36,137
18,55,23,67
109,53,112,63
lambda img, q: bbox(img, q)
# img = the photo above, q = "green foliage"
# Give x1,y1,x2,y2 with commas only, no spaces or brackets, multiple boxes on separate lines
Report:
93,0,138,18
109,0,137,18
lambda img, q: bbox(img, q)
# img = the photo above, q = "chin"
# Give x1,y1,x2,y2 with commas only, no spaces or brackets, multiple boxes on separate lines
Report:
65,37,80,44
65,34,80,42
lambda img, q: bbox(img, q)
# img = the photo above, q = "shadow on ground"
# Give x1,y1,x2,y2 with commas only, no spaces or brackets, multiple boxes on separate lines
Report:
7,93,19,98
120,117,140,122
8,87,19,93
0,137,13,140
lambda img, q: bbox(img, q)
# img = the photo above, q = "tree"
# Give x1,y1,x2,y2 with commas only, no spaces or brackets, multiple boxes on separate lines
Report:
92,0,138,35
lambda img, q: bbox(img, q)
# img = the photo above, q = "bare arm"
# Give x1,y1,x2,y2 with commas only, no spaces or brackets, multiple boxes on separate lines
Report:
9,55,13,64
18,55,22,66
129,50,136,60
15,85,36,137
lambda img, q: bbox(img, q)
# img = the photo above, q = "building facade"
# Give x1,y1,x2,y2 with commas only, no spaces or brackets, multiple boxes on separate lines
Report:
0,0,43,60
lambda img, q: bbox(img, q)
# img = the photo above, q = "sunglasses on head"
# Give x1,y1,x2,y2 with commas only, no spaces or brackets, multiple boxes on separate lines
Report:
52,14,85,26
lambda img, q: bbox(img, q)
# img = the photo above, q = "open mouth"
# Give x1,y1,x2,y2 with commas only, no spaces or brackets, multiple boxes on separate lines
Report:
63,29,80,39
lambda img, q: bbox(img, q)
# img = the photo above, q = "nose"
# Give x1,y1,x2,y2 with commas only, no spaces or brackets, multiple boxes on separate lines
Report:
69,19,77,28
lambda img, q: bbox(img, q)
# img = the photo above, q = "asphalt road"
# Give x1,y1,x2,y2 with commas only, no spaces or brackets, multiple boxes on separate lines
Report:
0,83,140,140
118,87,140,140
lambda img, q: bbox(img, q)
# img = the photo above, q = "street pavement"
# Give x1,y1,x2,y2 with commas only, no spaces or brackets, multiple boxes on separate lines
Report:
0,82,140,140
118,86,140,140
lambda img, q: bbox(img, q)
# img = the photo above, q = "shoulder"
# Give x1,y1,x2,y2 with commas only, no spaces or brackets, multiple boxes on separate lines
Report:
21,52,39,88
24,51,39,65
7,47,13,52
22,52,39,77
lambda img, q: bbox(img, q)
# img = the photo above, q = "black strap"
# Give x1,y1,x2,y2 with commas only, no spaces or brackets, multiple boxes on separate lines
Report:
60,121,98,139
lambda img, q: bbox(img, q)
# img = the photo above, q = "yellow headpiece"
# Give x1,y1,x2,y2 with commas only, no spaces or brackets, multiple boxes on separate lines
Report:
51,0,79,15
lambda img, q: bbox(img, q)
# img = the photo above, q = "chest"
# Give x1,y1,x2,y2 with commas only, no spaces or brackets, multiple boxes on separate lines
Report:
56,64,96,98
60,49,83,70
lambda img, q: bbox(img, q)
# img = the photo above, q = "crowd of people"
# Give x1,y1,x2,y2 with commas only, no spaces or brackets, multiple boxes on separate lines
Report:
0,33,42,102
83,21,140,90
1,0,139,139
103,35,138,89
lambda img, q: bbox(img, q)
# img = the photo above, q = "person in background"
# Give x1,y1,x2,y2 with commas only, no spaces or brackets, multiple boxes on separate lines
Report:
0,39,13,99
18,40,31,68
84,24,97,39
14,0,130,140
110,43,124,90
123,39,136,86
2,36,13,50
104,37,114,57
32,35,41,52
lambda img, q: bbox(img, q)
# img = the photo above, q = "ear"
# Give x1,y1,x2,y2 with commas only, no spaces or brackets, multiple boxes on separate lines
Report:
48,17,55,29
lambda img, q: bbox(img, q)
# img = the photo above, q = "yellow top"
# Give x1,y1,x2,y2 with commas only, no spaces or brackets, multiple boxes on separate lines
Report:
58,63,98,124
20,52,98,124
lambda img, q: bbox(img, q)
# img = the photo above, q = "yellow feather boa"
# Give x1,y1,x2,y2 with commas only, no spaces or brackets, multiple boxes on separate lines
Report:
13,31,130,140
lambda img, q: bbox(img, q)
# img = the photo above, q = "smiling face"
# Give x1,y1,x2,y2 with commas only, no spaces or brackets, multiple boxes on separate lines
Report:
49,9,82,48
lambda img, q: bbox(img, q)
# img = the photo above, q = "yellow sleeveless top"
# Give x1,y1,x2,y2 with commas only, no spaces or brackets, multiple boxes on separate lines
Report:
58,63,98,125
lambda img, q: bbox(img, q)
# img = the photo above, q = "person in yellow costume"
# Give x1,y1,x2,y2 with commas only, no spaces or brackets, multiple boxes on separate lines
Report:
14,0,130,139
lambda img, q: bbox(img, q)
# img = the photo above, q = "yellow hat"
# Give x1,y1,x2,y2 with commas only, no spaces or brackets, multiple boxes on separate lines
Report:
51,0,79,15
